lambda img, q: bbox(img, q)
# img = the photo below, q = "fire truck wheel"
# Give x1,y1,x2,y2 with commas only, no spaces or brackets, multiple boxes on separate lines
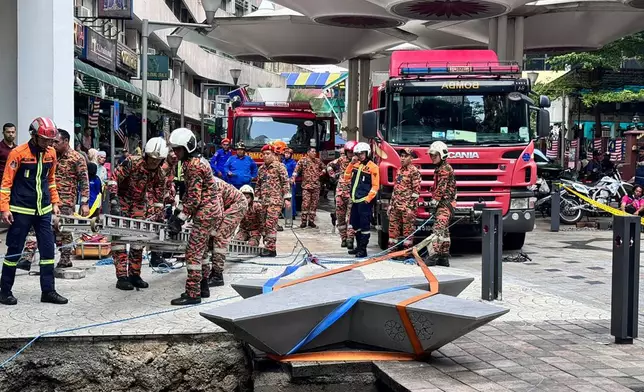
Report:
503,232,526,251
377,229,389,250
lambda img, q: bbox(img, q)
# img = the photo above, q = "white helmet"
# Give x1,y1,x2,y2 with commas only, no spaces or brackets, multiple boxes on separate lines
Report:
353,142,371,155
169,127,197,153
240,185,254,198
428,141,448,160
144,137,169,159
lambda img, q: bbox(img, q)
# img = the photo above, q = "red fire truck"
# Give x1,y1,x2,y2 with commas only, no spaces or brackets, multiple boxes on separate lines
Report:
362,50,551,250
226,100,336,163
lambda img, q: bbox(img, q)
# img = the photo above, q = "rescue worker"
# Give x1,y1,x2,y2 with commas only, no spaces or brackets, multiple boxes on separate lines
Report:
344,142,379,258
387,148,421,252
223,142,257,188
255,144,291,257
235,185,263,246
207,176,248,287
167,128,223,305
53,129,90,268
291,147,325,228
108,137,170,291
0,117,67,305
17,129,91,270
272,141,290,231
210,138,232,179
425,141,456,267
327,140,356,249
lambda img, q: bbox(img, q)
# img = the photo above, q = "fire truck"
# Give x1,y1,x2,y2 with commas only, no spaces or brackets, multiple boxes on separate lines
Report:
362,50,551,250
225,98,337,206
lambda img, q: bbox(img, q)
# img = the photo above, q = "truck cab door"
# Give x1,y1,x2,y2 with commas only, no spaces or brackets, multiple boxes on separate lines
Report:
318,116,336,162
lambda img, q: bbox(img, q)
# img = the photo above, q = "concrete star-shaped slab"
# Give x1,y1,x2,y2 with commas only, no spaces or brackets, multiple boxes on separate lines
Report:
231,270,474,299
200,270,508,356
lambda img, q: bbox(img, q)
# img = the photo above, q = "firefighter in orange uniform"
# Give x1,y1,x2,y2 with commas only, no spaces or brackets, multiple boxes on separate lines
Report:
0,117,68,305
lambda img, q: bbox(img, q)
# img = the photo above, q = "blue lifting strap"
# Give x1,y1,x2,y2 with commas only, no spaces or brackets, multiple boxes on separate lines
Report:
287,285,410,355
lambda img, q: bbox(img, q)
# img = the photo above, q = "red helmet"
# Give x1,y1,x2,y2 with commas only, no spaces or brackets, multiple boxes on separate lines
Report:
261,144,275,153
221,138,231,145
30,117,58,140
344,140,357,152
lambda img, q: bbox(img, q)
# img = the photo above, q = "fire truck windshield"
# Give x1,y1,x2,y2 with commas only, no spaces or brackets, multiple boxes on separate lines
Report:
234,116,322,152
387,94,531,146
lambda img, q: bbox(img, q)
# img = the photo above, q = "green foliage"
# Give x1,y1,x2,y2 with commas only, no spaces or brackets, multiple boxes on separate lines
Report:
534,32,644,105
546,32,644,71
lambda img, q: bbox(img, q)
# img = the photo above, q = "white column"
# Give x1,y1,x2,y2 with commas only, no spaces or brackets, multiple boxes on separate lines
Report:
496,15,508,61
514,16,525,66
0,0,18,128
488,17,498,53
346,58,359,141
506,18,515,62
17,0,74,143
358,58,371,142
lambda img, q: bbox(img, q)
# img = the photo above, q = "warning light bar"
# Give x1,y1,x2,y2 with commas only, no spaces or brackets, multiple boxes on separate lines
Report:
241,101,312,110
399,61,520,76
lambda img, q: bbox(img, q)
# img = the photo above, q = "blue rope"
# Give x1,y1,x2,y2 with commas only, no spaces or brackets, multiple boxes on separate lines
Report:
0,294,240,370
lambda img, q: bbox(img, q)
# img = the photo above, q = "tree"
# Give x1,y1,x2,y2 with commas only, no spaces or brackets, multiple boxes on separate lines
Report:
532,32,644,138
290,90,326,114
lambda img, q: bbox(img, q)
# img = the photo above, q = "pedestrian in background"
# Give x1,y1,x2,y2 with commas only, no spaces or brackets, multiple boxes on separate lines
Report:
327,141,356,249
210,138,232,179
0,123,17,180
223,142,257,188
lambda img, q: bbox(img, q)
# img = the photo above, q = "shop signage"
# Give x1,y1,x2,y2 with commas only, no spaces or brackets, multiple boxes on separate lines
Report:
83,27,116,71
74,20,85,53
147,55,170,80
116,42,137,75
97,0,133,20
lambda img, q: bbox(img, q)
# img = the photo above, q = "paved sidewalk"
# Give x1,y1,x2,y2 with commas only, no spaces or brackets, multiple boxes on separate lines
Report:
1,209,644,390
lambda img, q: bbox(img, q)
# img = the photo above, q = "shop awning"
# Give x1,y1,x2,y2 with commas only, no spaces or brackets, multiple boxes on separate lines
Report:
74,59,161,105
281,72,347,89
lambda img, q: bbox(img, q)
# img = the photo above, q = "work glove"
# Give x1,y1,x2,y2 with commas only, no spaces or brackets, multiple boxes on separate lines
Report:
110,199,122,216
167,212,185,235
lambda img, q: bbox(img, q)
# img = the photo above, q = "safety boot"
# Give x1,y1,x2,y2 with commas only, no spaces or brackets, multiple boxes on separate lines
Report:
340,239,347,248
436,255,450,267
181,279,210,298
41,291,68,305
129,275,149,289
346,238,354,250
300,221,307,228
0,291,17,306
423,254,438,266
277,225,284,232
208,271,224,287
16,259,32,272
171,294,201,306
260,249,277,257
116,277,134,291
308,221,317,229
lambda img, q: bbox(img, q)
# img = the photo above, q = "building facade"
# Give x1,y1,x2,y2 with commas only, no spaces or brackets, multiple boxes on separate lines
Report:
0,0,286,145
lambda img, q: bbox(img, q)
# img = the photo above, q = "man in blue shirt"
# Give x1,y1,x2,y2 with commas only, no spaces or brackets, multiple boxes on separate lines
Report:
209,138,232,178
224,142,258,188
282,148,297,217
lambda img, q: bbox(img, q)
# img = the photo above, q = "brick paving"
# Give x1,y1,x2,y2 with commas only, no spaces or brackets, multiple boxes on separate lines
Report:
1,207,644,390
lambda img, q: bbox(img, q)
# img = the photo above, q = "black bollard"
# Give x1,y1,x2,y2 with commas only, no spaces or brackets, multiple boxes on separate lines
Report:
550,182,560,232
611,215,640,344
481,208,503,301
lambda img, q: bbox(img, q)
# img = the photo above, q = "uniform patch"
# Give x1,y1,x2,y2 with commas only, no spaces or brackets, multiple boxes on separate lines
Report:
9,161,17,169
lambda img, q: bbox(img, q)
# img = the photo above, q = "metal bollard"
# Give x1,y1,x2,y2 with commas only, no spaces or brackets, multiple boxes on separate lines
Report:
481,208,503,301
102,188,111,216
611,215,640,344
550,182,560,232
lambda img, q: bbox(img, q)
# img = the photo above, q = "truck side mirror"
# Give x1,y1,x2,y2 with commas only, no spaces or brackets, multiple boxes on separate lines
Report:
362,109,382,139
537,109,550,138
539,95,551,108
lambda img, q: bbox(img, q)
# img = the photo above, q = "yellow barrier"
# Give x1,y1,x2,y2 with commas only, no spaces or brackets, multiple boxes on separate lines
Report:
560,184,644,226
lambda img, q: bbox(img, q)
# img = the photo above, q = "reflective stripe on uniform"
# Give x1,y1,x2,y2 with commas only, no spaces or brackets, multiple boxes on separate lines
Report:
112,244,127,251
49,183,56,189
36,152,43,215
266,233,277,239
186,264,202,271
153,203,163,208
10,205,35,215
0,188,10,194
107,180,117,186
3,260,17,267
39,259,55,266
212,247,227,255
131,244,144,250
